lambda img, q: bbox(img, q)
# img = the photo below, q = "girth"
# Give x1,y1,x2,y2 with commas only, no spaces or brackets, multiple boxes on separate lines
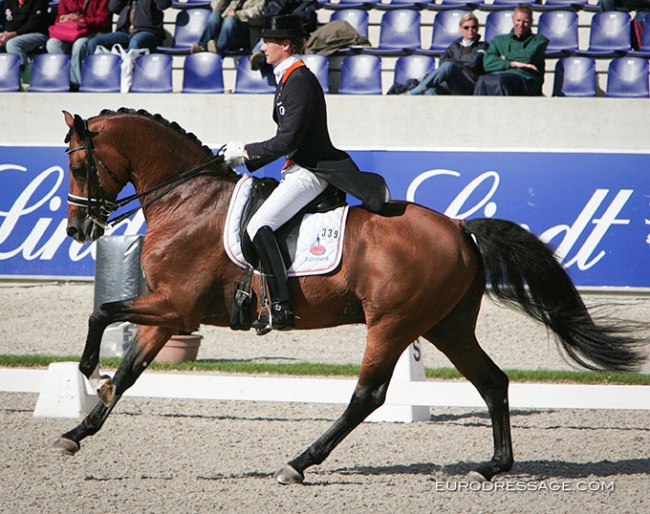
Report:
238,177,347,267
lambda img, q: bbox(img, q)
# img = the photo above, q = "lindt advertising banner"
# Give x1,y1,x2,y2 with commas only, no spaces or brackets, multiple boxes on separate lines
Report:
2,145,649,289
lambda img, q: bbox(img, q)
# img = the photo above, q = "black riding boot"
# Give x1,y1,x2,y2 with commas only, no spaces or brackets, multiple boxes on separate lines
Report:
252,226,295,333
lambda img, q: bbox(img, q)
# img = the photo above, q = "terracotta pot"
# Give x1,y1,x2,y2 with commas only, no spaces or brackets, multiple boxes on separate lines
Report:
155,334,203,363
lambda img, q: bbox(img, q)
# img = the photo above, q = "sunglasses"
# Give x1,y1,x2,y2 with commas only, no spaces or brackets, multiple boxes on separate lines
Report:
462,25,478,30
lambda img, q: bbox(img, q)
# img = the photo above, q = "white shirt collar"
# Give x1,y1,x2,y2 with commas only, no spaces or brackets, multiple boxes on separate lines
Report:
273,55,301,83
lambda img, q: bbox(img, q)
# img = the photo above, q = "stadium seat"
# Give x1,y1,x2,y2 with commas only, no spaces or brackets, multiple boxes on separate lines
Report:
28,54,70,92
182,52,224,93
422,0,483,12
415,9,464,56
479,0,535,10
374,0,423,11
627,13,650,58
534,0,586,11
362,9,421,55
394,54,435,84
537,10,579,57
338,54,382,94
79,53,121,93
233,56,276,93
321,0,377,11
552,56,596,97
171,0,211,8
330,8,369,38
0,54,20,92
302,53,330,93
606,57,649,98
575,11,631,58
484,10,514,43
129,53,173,93
156,8,211,55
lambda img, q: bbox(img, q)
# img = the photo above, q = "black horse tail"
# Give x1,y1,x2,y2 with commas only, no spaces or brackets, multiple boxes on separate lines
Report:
463,218,646,373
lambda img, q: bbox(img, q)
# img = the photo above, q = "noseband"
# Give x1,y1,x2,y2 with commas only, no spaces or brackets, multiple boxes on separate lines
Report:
66,116,226,231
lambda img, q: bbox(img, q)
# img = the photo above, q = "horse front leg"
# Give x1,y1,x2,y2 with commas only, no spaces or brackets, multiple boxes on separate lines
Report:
53,324,176,454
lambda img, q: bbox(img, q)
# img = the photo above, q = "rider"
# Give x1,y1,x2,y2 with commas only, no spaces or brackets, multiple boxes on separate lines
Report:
223,14,389,332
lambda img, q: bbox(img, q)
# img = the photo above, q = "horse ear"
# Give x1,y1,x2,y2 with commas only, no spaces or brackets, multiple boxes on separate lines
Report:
73,114,86,135
63,111,74,129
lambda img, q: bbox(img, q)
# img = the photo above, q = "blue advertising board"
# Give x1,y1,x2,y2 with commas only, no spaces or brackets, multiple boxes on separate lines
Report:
1,145,649,288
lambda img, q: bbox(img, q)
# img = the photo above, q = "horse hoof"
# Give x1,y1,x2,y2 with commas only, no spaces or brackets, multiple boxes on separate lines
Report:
51,437,80,455
274,464,304,485
466,470,488,483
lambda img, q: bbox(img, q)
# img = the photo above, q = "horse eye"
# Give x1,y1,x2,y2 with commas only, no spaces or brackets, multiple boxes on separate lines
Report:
70,165,85,179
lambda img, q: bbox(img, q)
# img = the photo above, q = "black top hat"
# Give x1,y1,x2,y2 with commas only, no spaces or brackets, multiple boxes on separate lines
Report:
260,14,306,39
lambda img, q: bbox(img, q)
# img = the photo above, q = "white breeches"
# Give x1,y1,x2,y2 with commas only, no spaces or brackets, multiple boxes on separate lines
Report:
246,164,328,240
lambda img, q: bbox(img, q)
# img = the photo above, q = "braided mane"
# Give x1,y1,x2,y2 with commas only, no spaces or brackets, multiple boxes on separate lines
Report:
98,107,215,160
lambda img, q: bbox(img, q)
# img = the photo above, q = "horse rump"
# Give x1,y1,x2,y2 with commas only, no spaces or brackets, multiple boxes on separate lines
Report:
463,218,647,373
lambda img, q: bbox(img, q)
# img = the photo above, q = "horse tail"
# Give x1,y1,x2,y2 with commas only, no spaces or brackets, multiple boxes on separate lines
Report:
463,218,646,373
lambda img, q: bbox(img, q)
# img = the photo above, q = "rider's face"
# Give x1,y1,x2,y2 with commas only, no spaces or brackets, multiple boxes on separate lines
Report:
260,38,290,66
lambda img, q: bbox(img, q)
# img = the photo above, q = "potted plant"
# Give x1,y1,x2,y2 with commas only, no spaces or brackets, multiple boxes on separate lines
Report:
155,330,203,364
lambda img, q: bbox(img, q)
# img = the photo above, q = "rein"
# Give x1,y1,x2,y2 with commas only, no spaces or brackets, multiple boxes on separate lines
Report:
67,117,225,230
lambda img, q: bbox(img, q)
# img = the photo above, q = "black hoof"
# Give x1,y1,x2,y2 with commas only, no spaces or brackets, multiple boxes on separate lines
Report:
51,437,80,455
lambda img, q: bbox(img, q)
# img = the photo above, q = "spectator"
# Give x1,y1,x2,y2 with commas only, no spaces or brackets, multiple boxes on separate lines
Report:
46,0,112,92
86,0,171,55
409,12,488,96
474,4,548,96
0,0,49,70
191,0,264,55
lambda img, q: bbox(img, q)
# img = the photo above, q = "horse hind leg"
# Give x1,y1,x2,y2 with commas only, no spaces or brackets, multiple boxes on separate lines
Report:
275,330,407,484
425,325,513,481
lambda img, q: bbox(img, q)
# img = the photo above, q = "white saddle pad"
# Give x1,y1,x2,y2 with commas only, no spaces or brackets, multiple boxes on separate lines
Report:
224,175,349,277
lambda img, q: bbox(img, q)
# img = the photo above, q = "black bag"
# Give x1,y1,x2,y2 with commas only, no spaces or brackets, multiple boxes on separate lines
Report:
263,0,319,35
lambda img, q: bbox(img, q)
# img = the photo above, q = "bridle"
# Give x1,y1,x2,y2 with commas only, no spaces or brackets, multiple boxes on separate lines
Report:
66,117,225,230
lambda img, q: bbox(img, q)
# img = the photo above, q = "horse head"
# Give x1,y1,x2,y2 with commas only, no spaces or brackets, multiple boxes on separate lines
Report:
63,110,130,243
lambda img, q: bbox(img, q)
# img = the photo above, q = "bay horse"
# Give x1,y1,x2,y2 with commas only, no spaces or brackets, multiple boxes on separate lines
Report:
56,108,645,485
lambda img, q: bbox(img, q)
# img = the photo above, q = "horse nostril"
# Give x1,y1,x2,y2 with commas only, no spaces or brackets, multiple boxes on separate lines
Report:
67,226,78,238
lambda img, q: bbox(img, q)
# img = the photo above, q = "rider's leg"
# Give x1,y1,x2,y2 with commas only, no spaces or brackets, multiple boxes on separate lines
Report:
252,226,294,330
246,165,327,330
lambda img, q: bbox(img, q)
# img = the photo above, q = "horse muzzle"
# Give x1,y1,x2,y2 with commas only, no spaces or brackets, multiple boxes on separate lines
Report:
67,214,105,243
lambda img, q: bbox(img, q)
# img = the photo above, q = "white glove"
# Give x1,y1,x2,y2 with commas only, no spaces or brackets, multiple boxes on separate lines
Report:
223,142,248,168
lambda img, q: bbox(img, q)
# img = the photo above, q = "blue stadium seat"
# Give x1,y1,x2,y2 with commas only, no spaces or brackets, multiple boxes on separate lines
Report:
538,10,578,57
233,56,276,93
182,52,224,93
552,56,596,97
28,54,70,92
156,8,211,55
79,53,121,93
394,54,435,84
575,11,631,58
628,13,650,58
606,57,649,98
415,9,464,56
534,0,586,11
479,0,535,10
484,9,514,43
330,8,369,38
130,53,173,93
362,9,421,55
0,53,20,92
422,0,482,12
321,0,377,11
338,54,382,94
302,54,330,93
171,0,211,8
374,0,423,11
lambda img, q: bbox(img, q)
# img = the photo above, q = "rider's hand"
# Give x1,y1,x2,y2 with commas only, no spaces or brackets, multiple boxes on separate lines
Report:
224,142,248,168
